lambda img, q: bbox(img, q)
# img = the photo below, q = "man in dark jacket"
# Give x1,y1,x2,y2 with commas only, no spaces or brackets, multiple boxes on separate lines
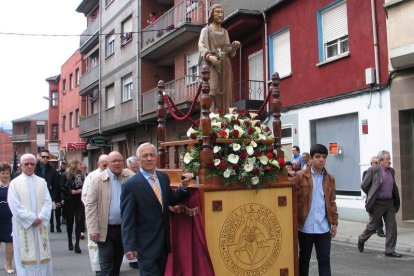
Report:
35,149,62,232
358,150,401,257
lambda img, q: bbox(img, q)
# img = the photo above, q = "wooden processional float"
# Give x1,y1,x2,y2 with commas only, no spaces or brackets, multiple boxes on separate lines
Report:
157,65,297,276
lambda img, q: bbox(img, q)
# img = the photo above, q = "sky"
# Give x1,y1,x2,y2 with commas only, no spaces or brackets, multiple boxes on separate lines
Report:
0,1,85,129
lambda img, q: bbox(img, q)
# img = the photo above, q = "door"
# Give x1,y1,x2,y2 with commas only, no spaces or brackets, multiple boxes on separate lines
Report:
248,50,264,100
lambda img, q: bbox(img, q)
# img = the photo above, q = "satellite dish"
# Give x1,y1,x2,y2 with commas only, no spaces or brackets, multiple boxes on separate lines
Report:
90,89,99,101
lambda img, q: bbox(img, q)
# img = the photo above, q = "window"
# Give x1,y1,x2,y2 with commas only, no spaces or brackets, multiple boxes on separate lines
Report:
52,124,58,140
121,16,133,45
318,1,349,62
87,50,99,71
92,99,98,115
69,74,73,90
105,32,115,58
62,79,66,94
75,109,79,127
122,74,133,102
186,51,199,84
75,68,80,86
62,116,66,132
105,84,115,109
51,91,58,107
23,126,29,134
37,125,45,134
69,112,73,129
270,28,291,78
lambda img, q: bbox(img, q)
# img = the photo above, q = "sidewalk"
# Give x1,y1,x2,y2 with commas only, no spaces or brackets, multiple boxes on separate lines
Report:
333,219,414,255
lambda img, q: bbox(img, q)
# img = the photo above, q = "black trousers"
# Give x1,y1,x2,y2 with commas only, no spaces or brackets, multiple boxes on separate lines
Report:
50,207,62,231
97,225,124,276
298,231,332,276
64,197,85,244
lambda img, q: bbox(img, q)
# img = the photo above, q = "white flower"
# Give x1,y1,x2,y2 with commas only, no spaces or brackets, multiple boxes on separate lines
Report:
252,176,260,185
186,127,197,138
224,114,234,121
251,120,261,127
255,127,261,135
209,112,219,120
228,154,239,164
211,121,222,128
246,145,254,156
232,143,241,151
269,159,280,168
228,107,236,114
183,152,194,164
250,141,257,148
214,159,221,166
223,169,232,178
213,146,222,153
248,157,256,165
233,125,244,138
259,155,269,165
250,112,258,119
244,163,253,172
267,134,274,140
238,119,245,125
258,134,267,141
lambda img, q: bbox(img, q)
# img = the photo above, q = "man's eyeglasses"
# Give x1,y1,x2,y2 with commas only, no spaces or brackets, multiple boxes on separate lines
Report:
23,162,36,167
41,156,50,159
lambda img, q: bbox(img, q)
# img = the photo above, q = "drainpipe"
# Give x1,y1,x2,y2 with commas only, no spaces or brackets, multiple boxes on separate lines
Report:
370,0,382,108
136,0,142,123
262,10,269,113
98,4,102,133
206,0,210,23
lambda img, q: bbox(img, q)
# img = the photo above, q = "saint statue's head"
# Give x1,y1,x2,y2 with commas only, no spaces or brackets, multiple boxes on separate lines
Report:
208,4,224,25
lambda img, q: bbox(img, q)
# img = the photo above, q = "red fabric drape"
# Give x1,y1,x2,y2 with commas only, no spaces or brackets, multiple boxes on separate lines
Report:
166,189,215,276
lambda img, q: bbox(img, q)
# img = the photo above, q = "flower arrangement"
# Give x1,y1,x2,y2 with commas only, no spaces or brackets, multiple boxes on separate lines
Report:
183,108,286,189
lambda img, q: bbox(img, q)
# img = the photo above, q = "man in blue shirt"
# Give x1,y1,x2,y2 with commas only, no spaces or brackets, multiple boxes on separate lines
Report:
294,144,338,276
291,145,305,168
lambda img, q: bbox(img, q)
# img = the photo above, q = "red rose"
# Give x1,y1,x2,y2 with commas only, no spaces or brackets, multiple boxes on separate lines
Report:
232,129,239,137
247,127,255,135
210,132,218,139
265,165,273,172
255,122,260,127
244,121,250,127
232,119,240,125
254,150,261,157
217,108,224,115
278,157,286,167
190,133,198,140
253,168,260,175
240,152,247,159
207,160,214,167
218,162,227,170
221,123,228,128
232,164,239,170
267,152,274,159
219,130,227,137
264,126,270,132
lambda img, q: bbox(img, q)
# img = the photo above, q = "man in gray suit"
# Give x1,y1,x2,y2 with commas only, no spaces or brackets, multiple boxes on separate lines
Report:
358,150,401,257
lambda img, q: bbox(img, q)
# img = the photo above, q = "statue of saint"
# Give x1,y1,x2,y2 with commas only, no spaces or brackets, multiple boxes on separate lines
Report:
198,4,241,112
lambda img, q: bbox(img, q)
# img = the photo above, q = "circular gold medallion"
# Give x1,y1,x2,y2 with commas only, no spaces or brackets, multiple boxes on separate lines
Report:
219,203,282,275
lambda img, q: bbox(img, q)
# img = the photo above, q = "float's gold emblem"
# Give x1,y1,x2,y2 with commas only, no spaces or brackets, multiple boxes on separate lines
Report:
220,203,282,275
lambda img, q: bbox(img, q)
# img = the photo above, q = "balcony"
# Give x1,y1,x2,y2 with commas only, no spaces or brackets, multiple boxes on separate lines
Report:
12,134,31,142
140,75,200,118
141,0,204,64
80,17,99,53
233,80,266,111
79,65,99,95
79,113,99,136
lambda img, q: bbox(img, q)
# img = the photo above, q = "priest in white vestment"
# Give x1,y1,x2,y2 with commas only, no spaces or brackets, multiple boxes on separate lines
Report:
8,153,53,276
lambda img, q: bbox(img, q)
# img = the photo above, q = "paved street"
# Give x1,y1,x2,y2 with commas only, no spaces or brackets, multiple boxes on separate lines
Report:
1,228,414,275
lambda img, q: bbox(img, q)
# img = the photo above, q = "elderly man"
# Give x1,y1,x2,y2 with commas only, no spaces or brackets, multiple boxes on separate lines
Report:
86,151,134,276
81,154,108,275
126,156,139,173
358,150,401,257
8,154,53,275
121,142,193,276
198,3,241,111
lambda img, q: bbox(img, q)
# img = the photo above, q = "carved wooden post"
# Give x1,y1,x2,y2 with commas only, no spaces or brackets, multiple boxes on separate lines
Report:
271,72,284,158
199,65,214,183
156,80,166,168
173,145,180,168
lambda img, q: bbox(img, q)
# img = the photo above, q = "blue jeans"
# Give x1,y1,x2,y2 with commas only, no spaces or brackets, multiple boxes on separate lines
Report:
298,231,331,276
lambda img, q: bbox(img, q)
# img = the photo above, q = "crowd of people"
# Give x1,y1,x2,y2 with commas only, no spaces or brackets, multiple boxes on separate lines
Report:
0,143,193,276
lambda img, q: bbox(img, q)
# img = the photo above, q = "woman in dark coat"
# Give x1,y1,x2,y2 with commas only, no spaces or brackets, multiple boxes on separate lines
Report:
0,162,14,273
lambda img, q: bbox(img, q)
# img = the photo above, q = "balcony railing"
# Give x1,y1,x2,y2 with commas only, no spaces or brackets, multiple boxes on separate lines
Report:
142,0,203,49
233,80,266,102
141,75,200,116
12,134,30,141
79,113,99,135
79,65,99,95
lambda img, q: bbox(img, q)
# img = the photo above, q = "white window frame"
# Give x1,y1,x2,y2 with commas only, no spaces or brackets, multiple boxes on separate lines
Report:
270,28,291,78
318,1,349,62
106,32,115,58
106,85,115,109
51,91,58,107
122,74,133,102
186,51,199,84
121,16,133,45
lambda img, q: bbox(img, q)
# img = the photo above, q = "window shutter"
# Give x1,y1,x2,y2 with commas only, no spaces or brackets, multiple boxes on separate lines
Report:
322,2,348,43
123,18,133,33
272,30,291,77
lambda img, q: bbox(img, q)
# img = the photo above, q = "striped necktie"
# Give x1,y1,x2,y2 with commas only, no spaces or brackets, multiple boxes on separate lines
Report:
150,175,162,207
